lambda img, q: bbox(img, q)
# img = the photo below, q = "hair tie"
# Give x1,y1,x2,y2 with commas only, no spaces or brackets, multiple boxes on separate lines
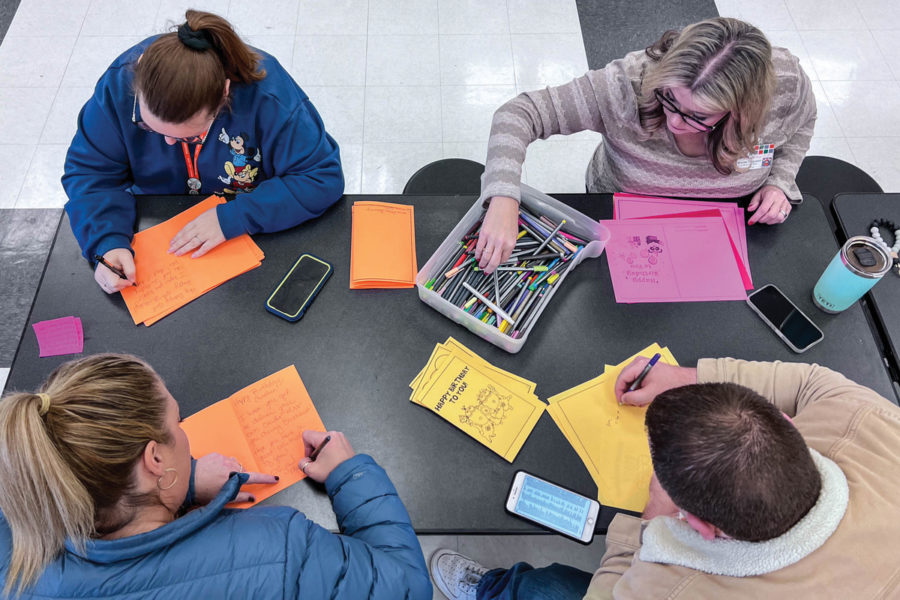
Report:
37,393,51,416
177,23,213,51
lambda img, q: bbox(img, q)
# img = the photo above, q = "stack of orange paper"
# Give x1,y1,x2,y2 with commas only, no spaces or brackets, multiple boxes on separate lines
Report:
350,201,417,289
121,196,264,325
180,365,326,508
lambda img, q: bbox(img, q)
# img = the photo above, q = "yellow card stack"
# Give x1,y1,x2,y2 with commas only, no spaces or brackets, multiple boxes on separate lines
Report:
546,343,678,512
410,337,545,462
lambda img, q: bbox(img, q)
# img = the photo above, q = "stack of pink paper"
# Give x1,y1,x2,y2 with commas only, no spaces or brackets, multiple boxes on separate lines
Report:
601,194,751,303
33,316,84,357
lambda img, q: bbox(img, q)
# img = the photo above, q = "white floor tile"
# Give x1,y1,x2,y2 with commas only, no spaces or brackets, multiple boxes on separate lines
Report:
364,86,442,142
15,144,70,209
810,81,845,138
297,0,369,35
154,0,232,31
800,30,892,81
0,145,36,208
292,36,368,86
714,0,742,19
785,0,868,30
441,85,515,143
764,30,817,81
511,34,587,89
41,87,93,145
5,0,89,38
366,35,440,86
304,86,366,145
845,137,900,192
0,35,76,89
738,0,796,31
806,136,856,163
821,80,900,138
0,368,9,396
81,0,161,37
508,0,582,34
361,142,443,193
439,35,515,86
871,30,900,81
443,141,488,165
855,0,900,31
245,35,296,71
369,0,439,35
226,0,300,36
61,36,142,88
523,140,596,193
0,88,56,140
438,0,509,35
340,143,363,194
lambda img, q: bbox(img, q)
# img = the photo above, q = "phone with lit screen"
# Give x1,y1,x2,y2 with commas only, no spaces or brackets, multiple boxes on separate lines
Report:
506,471,600,544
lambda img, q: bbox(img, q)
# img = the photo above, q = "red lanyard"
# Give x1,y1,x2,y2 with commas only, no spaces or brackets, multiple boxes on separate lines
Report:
181,136,206,194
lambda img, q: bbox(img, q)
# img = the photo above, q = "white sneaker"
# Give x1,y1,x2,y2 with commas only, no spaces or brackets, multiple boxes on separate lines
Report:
430,548,490,600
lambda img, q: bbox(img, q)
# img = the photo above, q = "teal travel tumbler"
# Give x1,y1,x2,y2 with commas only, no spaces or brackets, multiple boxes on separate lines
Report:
813,236,891,313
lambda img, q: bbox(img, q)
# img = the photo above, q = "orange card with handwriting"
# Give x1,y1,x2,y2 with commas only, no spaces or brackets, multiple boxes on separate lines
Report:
120,196,264,325
180,365,326,507
350,201,417,288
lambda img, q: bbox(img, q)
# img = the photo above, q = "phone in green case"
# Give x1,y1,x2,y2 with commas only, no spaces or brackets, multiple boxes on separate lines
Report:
266,253,333,322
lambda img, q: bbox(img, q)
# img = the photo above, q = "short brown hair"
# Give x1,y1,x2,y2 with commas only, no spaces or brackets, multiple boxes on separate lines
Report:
646,382,820,541
134,10,266,123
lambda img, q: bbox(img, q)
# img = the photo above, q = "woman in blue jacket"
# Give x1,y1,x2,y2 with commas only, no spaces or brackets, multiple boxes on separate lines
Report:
0,354,431,599
63,10,344,295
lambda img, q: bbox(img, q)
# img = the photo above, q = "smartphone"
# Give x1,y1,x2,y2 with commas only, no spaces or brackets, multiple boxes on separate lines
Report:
266,253,333,322
747,284,824,353
506,471,601,543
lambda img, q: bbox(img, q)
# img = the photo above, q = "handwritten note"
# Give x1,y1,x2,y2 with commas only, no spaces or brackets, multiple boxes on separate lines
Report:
120,196,265,325
547,343,678,512
350,201,417,289
32,316,83,357
181,365,325,507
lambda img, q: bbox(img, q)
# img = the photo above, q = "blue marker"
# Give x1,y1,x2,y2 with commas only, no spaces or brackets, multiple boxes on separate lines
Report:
627,353,661,392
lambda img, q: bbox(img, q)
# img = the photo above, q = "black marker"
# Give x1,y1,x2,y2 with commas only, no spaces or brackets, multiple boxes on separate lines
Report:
627,353,661,392
94,254,137,286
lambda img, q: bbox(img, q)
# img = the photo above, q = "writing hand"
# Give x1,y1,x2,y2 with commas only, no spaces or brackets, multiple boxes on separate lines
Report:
193,452,278,505
298,430,355,483
614,358,697,406
748,185,791,225
94,248,136,293
475,196,519,274
168,207,226,258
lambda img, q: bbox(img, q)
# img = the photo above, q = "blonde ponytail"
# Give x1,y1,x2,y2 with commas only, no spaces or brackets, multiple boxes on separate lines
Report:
0,355,171,594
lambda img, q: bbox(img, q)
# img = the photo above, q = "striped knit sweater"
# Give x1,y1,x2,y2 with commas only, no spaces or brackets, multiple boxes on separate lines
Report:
482,47,815,203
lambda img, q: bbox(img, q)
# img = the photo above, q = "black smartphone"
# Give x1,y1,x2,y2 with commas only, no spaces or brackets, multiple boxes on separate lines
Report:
266,253,333,322
746,284,824,353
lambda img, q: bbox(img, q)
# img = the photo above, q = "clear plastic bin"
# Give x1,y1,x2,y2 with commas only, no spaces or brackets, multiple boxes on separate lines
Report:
416,183,610,353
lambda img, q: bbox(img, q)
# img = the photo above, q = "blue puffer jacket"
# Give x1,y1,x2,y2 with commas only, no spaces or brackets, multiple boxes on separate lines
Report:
0,455,432,599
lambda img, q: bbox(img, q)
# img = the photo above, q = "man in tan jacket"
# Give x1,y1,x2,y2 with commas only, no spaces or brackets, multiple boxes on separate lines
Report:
430,358,900,600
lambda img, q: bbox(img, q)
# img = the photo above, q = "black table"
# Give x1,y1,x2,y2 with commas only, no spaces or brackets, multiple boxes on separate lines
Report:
8,193,896,534
833,193,900,398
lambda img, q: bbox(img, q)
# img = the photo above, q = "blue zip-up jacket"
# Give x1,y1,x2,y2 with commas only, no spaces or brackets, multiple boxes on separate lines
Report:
0,455,432,599
62,36,344,262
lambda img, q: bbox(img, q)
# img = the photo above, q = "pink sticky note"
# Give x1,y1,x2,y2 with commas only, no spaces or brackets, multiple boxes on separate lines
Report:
600,217,747,303
613,194,751,289
33,316,84,357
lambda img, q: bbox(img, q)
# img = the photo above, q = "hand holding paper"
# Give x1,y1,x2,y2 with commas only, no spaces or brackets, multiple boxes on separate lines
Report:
193,452,278,505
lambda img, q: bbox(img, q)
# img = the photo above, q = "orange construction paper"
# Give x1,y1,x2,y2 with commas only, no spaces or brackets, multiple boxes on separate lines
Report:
180,365,326,508
120,196,264,325
350,201,417,289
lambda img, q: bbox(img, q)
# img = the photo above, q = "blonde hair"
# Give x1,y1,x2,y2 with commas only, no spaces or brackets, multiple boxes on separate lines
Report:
0,354,171,594
638,17,775,174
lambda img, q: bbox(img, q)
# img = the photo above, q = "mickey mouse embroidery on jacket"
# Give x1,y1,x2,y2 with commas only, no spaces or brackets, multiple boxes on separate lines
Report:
217,127,262,193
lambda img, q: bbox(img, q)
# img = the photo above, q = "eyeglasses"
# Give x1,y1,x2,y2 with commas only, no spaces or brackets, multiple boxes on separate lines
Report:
654,90,729,133
132,95,210,144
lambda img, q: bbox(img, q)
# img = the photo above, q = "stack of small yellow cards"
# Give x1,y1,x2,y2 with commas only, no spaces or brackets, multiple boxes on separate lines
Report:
410,337,545,462
547,343,677,512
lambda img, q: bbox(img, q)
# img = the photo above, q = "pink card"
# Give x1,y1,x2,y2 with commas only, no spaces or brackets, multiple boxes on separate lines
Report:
613,194,751,289
33,316,84,357
601,217,748,303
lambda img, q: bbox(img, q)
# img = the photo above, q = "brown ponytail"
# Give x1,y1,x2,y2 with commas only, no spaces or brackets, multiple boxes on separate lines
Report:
0,354,171,594
134,10,266,123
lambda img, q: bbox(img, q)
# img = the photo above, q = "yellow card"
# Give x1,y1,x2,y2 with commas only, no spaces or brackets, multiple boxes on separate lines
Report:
412,353,544,462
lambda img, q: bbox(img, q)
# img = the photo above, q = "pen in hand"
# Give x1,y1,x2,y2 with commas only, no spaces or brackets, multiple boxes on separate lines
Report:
308,434,332,461
626,352,662,393
94,254,137,286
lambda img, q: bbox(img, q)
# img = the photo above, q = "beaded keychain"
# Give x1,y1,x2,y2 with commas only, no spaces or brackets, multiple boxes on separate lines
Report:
869,219,900,276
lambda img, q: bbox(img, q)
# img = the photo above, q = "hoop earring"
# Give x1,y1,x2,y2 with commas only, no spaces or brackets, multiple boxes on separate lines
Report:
157,467,178,490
